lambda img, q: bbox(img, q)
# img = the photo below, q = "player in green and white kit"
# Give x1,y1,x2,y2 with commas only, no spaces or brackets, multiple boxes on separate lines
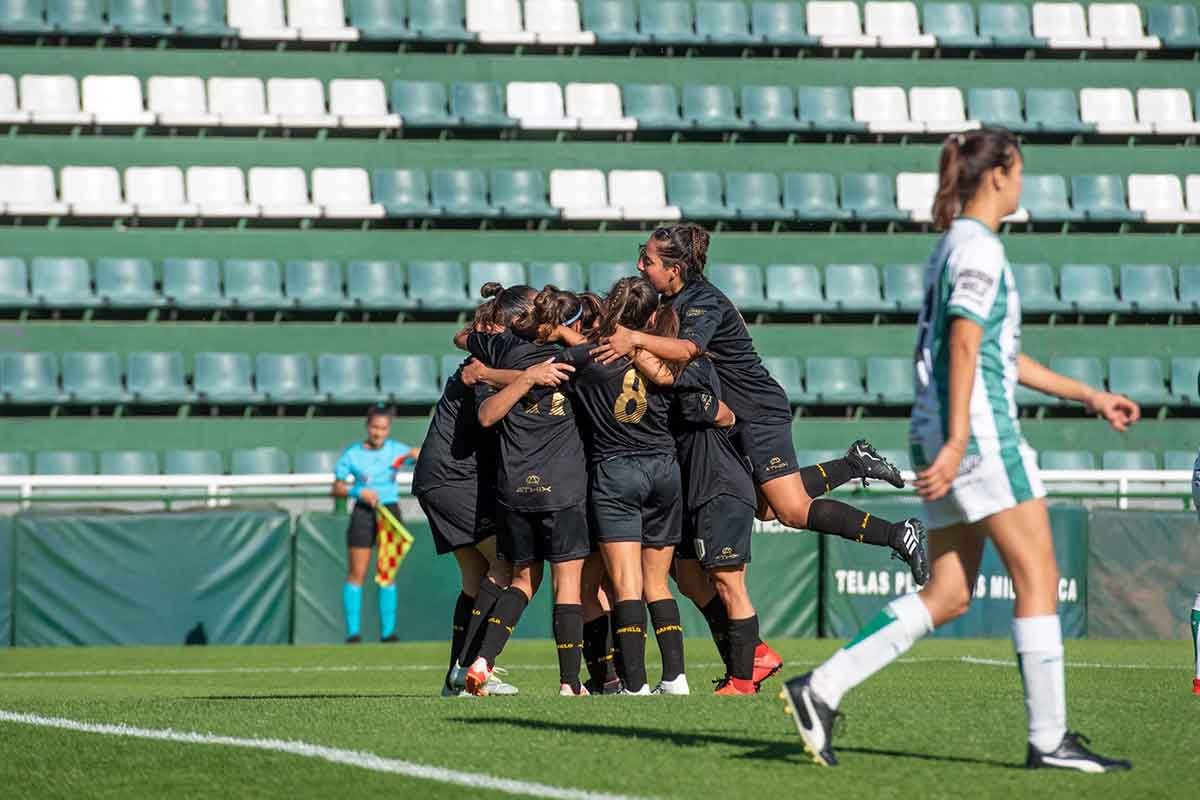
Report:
779,128,1141,772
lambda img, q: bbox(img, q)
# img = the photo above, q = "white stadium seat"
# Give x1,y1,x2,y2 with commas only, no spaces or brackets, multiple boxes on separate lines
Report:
1187,175,1200,216
208,78,279,127
864,2,935,47
806,2,877,48
467,0,536,44
81,75,156,126
267,78,338,128
608,170,681,221
248,167,321,218
1087,3,1159,49
896,171,938,222
227,0,298,39
853,86,924,133
1080,88,1154,135
909,87,979,133
1032,3,1103,48
1136,89,1200,135
124,166,199,217
328,79,400,129
288,0,359,41
565,83,635,130
549,169,621,220
148,76,218,127
311,167,384,218
61,166,133,216
0,165,67,215
506,82,578,130
186,166,260,218
19,75,92,125
0,74,30,124
525,0,596,45
1128,174,1200,222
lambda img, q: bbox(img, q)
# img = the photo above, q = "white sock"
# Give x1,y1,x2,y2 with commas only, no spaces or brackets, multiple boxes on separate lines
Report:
1012,614,1067,753
811,593,933,709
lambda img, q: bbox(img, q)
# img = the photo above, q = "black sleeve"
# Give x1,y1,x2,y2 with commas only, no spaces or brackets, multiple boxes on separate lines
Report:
466,331,502,365
674,359,721,425
677,301,721,351
555,343,593,368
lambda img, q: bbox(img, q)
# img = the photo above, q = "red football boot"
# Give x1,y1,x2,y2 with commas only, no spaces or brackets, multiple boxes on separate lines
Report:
753,642,783,687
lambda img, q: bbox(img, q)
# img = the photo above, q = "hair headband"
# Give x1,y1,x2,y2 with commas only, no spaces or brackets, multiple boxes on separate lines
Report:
562,304,584,326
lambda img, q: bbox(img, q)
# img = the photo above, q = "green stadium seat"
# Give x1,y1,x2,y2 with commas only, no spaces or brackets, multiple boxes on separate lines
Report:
683,84,748,130
667,171,734,220
294,449,340,474
0,258,30,308
372,168,439,218
583,0,649,43
783,172,850,221
2,352,65,404
1119,264,1180,313
1170,356,1200,404
347,260,408,310
798,86,864,133
825,264,891,313
441,353,467,385
866,356,915,405
762,356,804,403
741,85,802,131
641,0,701,44
318,353,380,403
432,168,498,218
1108,356,1172,405
841,174,904,222
924,2,990,47
164,449,223,474
127,351,193,403
1040,450,1095,470
622,83,684,130
390,80,457,128
231,447,290,475
1011,262,1067,314
1147,5,1200,49
751,1,818,45
31,257,96,309
1020,174,1083,222
469,261,525,299
1060,264,1128,313
171,0,233,36
0,0,53,34
47,0,110,34
708,263,769,312
1071,175,1140,223
110,0,174,36
380,354,441,405
1025,88,1093,134
696,0,755,44
491,169,558,219
35,450,95,475
100,449,159,475
1181,264,1200,313
255,353,319,404
1102,450,1157,471
194,352,263,404
408,261,471,310
410,0,472,42
588,261,638,292
978,3,1044,48
529,261,585,292
0,452,30,475
966,88,1032,132
163,257,228,309
450,82,516,128
766,264,832,313
1048,356,1105,393
95,257,163,308
62,351,130,404
803,356,866,404
350,0,414,41
285,260,346,310
726,172,791,220
1015,381,1060,407
224,259,284,310
882,263,925,312
1163,450,1197,470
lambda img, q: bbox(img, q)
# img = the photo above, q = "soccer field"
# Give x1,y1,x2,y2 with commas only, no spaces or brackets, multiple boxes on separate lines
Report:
0,638,1190,799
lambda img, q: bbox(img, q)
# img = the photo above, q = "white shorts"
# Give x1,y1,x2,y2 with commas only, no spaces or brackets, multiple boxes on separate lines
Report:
910,431,1046,530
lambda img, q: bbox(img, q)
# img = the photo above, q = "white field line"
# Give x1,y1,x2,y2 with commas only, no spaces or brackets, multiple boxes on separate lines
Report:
0,710,653,800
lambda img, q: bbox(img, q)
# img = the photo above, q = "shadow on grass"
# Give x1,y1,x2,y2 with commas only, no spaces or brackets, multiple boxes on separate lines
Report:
188,693,425,701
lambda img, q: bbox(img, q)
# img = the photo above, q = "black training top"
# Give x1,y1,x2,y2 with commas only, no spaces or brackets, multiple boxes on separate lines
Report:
411,355,497,496
557,344,675,465
671,357,756,511
667,277,792,425
469,331,587,513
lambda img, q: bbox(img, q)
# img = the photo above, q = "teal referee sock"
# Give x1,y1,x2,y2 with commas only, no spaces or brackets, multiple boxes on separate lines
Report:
379,584,398,640
343,583,362,639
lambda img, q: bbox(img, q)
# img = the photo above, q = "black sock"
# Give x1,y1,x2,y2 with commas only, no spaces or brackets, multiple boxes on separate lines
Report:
699,596,731,670
583,613,618,685
648,599,685,682
552,604,584,689
476,587,529,668
726,615,759,681
612,600,648,691
458,578,502,667
799,458,855,498
609,611,627,684
447,591,474,676
807,498,893,547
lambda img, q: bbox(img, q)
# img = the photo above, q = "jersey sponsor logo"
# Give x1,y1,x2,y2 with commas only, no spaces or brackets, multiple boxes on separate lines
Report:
765,456,790,473
956,268,995,299
686,307,707,317
516,473,553,494
958,454,983,476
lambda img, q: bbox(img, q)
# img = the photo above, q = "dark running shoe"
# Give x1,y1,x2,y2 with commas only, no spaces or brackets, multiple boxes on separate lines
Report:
779,672,840,767
345,635,362,644
1026,731,1132,773
381,634,399,643
583,677,624,696
890,518,930,586
844,439,905,489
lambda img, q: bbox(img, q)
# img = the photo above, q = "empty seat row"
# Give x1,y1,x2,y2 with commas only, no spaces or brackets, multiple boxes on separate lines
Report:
1038,450,1199,471
0,447,349,476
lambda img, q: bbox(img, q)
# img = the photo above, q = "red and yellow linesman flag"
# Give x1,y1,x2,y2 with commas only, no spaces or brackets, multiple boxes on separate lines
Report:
374,505,414,587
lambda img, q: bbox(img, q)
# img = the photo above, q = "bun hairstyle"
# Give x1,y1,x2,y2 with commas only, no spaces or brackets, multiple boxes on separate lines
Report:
366,402,394,422
577,292,606,330
932,128,1021,231
512,285,583,343
595,276,678,340
650,222,710,283
477,281,536,329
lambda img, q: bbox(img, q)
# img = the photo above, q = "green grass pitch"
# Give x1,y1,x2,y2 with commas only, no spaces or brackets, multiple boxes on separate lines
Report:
0,638,1192,799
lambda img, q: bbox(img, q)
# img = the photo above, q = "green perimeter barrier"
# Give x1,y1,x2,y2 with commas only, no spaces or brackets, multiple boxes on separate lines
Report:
822,503,1088,639
13,507,291,646
1,516,12,647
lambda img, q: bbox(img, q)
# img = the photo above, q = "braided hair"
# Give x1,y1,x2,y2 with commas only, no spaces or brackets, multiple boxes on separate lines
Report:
648,222,710,284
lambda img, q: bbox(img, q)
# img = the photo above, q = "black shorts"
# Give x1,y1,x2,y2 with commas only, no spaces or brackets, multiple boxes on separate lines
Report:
733,420,801,485
418,485,502,556
346,501,401,549
500,502,592,565
677,494,755,569
588,453,682,548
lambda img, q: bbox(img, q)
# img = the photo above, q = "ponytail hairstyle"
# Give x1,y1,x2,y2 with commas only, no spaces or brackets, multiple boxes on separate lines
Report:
512,285,583,343
594,276,677,340
649,222,710,283
931,128,1022,231
577,292,606,330
479,281,536,328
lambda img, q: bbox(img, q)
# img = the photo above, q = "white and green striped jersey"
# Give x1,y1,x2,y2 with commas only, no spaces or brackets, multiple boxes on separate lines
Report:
910,217,1023,453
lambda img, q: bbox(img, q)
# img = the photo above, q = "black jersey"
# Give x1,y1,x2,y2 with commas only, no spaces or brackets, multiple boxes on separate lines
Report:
411,356,498,496
668,278,792,424
671,357,756,511
557,344,675,465
470,331,587,513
